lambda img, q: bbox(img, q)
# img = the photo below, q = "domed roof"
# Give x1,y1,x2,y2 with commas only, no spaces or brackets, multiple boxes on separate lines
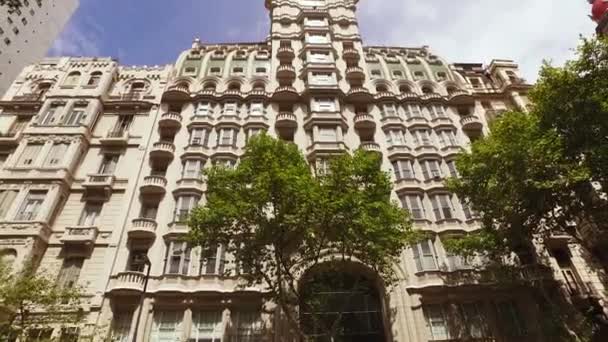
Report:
591,0,608,22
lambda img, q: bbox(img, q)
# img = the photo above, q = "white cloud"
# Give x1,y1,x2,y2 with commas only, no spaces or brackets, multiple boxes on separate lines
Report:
358,0,596,81
47,16,102,57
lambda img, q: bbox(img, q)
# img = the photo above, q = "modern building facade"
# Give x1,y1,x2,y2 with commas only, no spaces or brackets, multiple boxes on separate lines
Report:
0,0,605,341
0,0,79,95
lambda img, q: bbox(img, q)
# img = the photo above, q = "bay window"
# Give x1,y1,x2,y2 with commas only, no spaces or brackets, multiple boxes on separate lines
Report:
385,129,406,146
165,241,192,275
400,194,425,220
183,159,204,179
314,97,336,112
196,102,212,116
200,245,226,275
413,239,438,272
151,311,184,341
190,311,223,342
43,143,69,167
217,128,238,146
431,194,454,220
15,190,46,221
420,159,442,180
382,103,397,117
412,129,432,146
318,126,337,142
190,128,210,146
392,159,415,180
175,195,200,222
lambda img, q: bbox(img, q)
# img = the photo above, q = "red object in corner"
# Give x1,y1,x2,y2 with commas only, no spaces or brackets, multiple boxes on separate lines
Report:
592,0,608,22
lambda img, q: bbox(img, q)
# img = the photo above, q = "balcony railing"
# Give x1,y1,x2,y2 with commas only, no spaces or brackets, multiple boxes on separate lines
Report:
60,226,99,244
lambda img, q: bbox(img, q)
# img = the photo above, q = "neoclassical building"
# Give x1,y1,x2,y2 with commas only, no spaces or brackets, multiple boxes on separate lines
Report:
0,0,605,341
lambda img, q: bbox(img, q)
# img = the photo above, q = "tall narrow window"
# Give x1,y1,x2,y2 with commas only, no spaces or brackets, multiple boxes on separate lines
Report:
217,128,237,146
44,143,69,167
382,103,397,117
385,129,405,146
190,311,223,342
246,128,264,142
175,195,200,222
446,160,458,178
459,303,487,338
196,102,211,116
183,159,204,179
151,311,183,341
38,104,64,125
495,301,525,336
190,128,209,146
201,245,226,275
412,129,431,146
249,102,264,115
412,239,438,272
166,241,191,275
315,98,336,112
78,202,102,226
223,102,238,116
110,311,133,342
128,249,149,273
60,327,79,342
392,160,415,180
99,154,119,175
63,105,88,126
57,257,84,288
113,115,133,135
231,311,263,341
17,143,42,167
404,104,421,118
16,191,45,221
431,194,453,220
438,130,457,147
400,194,424,220
424,305,449,340
0,190,18,219
420,159,442,180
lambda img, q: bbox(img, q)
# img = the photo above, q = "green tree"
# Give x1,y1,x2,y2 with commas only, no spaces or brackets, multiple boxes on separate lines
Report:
0,260,85,341
188,134,416,341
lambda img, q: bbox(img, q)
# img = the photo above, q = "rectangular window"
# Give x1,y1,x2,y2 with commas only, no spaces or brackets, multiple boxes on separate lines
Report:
428,105,445,119
38,104,64,125
223,102,238,115
176,195,200,222
392,160,414,180
0,190,18,219
420,159,441,180
312,72,334,85
400,194,424,220
385,129,405,146
446,160,458,178
151,311,183,341
218,128,237,146
496,301,525,336
63,106,87,126
78,202,102,226
57,257,84,288
305,17,326,27
315,98,336,112
318,127,337,142
166,241,191,275
196,102,211,116
128,250,149,273
315,158,330,176
230,311,263,341
382,103,397,117
412,129,431,146
309,51,331,63
111,311,133,342
431,194,453,220
183,159,204,179
459,303,487,338
424,305,449,340
405,104,421,118
43,143,69,167
113,115,133,135
201,245,226,275
307,33,328,44
250,102,264,115
17,143,42,167
413,239,438,272
99,154,119,174
438,130,457,147
16,191,45,221
190,311,223,342
246,128,263,142
190,128,210,146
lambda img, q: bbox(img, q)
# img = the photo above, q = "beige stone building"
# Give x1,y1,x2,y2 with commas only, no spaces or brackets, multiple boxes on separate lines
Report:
0,0,605,341
0,0,80,96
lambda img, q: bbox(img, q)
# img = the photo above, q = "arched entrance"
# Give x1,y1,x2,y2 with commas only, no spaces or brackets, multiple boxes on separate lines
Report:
300,269,387,342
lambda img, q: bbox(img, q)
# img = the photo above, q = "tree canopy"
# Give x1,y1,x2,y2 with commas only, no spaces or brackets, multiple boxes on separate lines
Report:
188,133,415,340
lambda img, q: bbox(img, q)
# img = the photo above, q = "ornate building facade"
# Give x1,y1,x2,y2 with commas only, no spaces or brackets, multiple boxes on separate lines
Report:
0,0,605,341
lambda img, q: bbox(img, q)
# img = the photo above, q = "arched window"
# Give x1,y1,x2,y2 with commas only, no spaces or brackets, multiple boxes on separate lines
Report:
446,86,457,95
64,71,81,86
0,249,17,269
87,71,103,86
203,82,216,91
228,83,241,91
36,82,52,95
399,85,412,94
422,86,433,94
130,82,146,94
252,83,265,91
301,270,386,341
376,85,388,93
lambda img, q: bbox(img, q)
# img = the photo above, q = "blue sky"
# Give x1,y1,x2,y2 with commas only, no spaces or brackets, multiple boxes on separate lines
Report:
48,0,596,81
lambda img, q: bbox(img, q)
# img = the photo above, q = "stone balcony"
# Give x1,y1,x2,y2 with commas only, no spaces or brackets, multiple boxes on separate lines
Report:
99,129,130,146
140,175,167,195
353,113,375,131
60,226,99,245
345,87,373,103
271,86,299,102
342,48,360,61
277,46,295,60
108,271,146,294
460,115,483,133
150,141,176,160
276,64,296,81
345,66,365,82
360,141,381,153
128,218,158,240
158,112,182,132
